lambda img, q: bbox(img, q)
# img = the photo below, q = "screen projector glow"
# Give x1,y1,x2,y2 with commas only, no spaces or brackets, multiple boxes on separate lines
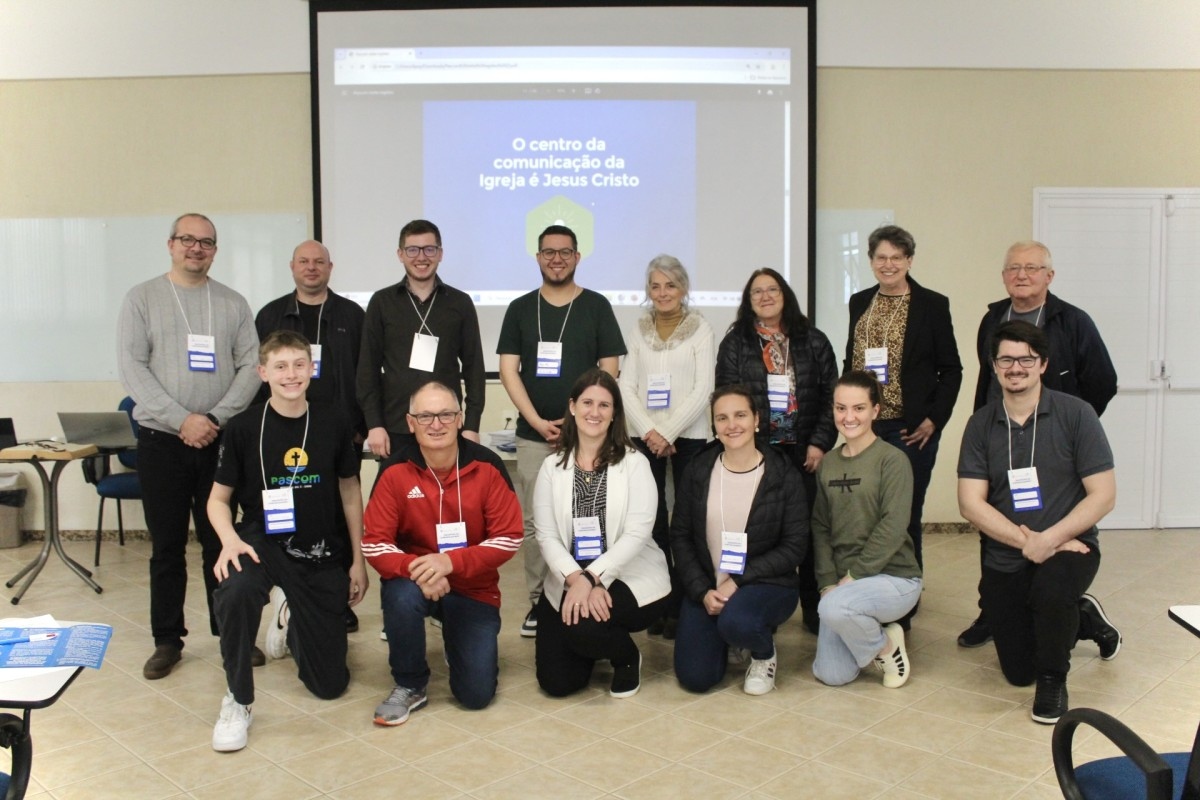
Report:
312,3,814,373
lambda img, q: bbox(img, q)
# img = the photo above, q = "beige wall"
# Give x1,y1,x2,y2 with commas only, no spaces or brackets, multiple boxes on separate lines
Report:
3,68,1198,529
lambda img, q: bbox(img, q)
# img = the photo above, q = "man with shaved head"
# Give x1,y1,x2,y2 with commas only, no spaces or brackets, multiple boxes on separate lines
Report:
257,239,367,631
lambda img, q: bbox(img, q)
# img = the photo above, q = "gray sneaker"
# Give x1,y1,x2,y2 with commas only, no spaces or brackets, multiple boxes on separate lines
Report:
373,685,427,726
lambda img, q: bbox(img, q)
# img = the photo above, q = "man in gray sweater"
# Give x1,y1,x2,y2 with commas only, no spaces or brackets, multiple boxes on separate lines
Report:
117,213,261,680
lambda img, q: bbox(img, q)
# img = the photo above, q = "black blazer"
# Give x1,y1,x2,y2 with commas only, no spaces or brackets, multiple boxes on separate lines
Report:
844,277,963,431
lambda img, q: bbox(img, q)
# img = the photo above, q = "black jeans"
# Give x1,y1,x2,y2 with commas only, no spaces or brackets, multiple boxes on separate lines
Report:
776,444,818,611
632,436,706,618
213,532,350,705
535,580,667,697
981,548,1100,686
875,419,940,568
137,427,222,649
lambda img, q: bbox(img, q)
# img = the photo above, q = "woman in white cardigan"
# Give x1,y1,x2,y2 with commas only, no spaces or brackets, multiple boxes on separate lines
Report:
534,368,670,699
618,255,714,639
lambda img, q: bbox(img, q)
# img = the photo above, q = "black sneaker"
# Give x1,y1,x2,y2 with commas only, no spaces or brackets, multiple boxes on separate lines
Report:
802,606,820,636
520,606,537,638
1031,672,1068,724
345,607,360,633
1079,593,1121,661
610,653,642,698
957,616,992,648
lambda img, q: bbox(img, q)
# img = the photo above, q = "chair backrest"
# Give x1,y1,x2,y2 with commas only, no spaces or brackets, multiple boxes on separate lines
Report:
117,396,138,470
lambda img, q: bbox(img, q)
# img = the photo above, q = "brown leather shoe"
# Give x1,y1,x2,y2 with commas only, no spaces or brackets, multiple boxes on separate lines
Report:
251,645,266,668
143,644,182,680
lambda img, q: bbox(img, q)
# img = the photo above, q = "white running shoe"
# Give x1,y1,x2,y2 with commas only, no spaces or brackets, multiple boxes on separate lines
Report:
744,649,777,695
265,587,290,660
874,622,910,688
212,692,252,752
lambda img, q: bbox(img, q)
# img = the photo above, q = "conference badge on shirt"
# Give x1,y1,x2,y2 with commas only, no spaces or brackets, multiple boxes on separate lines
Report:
1007,467,1043,512
187,334,217,372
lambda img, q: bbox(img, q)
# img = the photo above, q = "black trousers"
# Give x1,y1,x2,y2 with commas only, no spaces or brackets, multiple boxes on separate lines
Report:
981,548,1100,686
213,531,350,705
137,428,222,649
535,580,666,697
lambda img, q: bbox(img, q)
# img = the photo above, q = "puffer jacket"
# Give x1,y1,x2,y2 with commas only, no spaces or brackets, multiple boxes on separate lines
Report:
715,324,838,453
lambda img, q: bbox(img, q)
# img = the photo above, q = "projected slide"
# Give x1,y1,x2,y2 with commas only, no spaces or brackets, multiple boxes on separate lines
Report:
423,100,696,298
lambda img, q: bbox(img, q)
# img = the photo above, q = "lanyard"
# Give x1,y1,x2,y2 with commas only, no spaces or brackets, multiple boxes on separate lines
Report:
537,288,578,343
167,276,212,336
427,453,463,525
259,402,310,490
574,464,607,518
865,290,909,348
1002,396,1039,471
295,294,325,346
407,287,437,337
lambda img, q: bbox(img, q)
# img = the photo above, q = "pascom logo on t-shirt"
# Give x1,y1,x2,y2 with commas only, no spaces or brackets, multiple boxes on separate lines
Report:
269,447,322,487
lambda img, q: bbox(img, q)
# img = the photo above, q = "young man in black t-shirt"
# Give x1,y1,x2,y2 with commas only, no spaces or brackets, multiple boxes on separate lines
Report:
206,330,367,752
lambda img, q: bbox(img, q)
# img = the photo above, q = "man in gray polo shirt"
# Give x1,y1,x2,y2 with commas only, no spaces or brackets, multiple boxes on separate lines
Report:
118,213,261,680
957,321,1117,724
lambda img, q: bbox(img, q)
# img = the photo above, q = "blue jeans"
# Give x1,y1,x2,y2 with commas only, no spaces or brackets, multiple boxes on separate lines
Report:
673,583,799,693
380,578,501,710
633,436,706,617
875,419,940,568
812,575,922,686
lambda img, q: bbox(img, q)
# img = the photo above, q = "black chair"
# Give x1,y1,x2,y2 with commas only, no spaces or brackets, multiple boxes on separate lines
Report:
1052,707,1200,799
0,712,31,799
80,396,141,566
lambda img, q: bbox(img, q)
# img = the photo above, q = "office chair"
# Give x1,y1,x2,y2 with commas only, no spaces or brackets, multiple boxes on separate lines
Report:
80,396,141,566
0,712,31,799
1052,707,1200,799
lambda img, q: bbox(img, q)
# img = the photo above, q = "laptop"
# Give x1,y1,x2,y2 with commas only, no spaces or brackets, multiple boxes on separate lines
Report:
57,412,136,449
0,419,15,450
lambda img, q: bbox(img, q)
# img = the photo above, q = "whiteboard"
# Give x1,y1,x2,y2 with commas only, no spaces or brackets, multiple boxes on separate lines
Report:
0,214,308,381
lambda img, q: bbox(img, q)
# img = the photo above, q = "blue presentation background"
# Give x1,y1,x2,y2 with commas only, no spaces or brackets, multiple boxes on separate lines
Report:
423,100,696,297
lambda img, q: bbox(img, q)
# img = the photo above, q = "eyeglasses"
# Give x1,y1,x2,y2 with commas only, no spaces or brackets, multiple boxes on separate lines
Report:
402,245,442,258
871,254,909,266
538,248,577,261
1003,263,1048,275
750,286,782,298
993,356,1040,368
408,411,460,426
172,235,217,251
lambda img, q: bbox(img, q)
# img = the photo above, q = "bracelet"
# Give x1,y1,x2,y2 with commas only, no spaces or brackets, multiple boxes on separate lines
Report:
579,570,597,587
205,412,220,427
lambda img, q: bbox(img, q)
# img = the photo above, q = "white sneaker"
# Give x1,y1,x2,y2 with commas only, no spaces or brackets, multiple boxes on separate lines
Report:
744,649,777,695
874,622,910,688
212,692,252,752
265,587,290,659
727,647,749,666
380,629,388,641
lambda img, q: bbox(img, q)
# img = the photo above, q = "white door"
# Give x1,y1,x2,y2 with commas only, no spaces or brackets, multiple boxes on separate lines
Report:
1036,189,1200,528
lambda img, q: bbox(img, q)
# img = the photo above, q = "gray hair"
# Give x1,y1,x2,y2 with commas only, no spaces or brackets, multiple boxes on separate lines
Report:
1004,240,1053,270
643,254,691,310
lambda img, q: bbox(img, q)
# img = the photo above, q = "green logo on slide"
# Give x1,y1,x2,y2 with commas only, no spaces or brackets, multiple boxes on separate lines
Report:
526,195,594,258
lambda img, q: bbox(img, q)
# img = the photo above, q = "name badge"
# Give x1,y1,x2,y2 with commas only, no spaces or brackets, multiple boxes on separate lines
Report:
262,487,296,533
409,333,439,372
1007,467,1043,512
187,334,216,372
310,344,323,379
647,372,671,409
864,346,889,384
719,531,748,575
536,341,563,378
436,521,468,552
572,516,603,560
766,374,789,412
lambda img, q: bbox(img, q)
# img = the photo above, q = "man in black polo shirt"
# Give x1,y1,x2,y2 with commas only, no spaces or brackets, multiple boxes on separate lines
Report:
957,321,1118,724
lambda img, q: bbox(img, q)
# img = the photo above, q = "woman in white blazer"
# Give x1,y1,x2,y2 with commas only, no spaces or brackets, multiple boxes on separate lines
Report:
618,254,714,639
534,368,670,699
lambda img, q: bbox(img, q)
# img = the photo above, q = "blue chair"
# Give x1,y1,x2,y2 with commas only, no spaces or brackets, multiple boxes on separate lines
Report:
0,712,31,799
81,397,141,567
1053,707,1200,799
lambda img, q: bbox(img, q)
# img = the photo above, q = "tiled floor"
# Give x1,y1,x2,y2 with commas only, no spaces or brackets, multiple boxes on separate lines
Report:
1,528,1198,799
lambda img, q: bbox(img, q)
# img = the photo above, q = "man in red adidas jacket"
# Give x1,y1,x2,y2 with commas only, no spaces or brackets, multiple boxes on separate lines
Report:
363,381,523,726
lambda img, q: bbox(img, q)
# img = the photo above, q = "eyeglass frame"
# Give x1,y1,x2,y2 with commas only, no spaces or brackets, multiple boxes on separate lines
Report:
171,234,217,251
992,355,1042,368
401,245,442,258
750,286,782,298
537,247,577,261
1002,263,1049,275
407,410,461,426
